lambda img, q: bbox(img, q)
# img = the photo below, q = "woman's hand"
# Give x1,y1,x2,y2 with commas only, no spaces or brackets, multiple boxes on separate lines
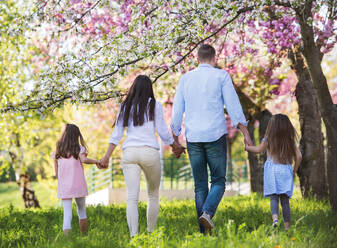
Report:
96,161,103,169
171,141,185,158
99,157,109,168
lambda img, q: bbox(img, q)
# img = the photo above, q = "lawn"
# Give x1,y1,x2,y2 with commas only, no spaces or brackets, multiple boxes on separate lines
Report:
1,193,336,248
0,181,59,209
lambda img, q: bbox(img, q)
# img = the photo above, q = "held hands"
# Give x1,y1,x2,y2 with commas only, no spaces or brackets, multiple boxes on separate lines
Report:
243,134,253,152
95,161,104,169
171,141,186,158
94,159,108,169
96,157,109,169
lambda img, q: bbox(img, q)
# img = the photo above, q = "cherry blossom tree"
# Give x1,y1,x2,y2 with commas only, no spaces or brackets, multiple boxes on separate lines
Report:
2,0,337,209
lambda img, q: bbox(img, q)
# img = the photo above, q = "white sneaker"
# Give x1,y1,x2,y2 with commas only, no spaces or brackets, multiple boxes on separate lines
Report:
199,212,214,233
272,219,278,228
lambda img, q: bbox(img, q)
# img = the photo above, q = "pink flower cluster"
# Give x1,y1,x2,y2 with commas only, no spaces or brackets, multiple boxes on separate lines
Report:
259,16,301,55
83,12,116,35
314,18,336,54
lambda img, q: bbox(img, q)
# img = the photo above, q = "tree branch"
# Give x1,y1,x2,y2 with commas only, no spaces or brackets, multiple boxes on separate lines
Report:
152,5,255,83
60,0,102,32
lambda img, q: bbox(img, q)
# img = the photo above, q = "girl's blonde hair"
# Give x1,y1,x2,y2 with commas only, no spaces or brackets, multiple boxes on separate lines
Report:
265,114,297,164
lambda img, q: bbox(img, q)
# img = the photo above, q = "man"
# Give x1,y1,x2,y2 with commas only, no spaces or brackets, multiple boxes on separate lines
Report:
171,44,252,234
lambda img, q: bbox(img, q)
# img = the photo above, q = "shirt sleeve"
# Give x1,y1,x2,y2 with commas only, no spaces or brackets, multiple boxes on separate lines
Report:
155,102,174,145
170,77,185,136
108,108,125,145
222,72,248,128
80,146,87,156
51,151,56,160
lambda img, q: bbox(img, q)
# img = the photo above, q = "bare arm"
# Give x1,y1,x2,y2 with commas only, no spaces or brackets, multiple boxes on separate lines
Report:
53,159,58,179
79,153,99,164
238,123,253,146
293,146,302,174
245,140,267,154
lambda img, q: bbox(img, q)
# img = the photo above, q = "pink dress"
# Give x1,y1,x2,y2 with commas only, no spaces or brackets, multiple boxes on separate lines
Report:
53,146,88,199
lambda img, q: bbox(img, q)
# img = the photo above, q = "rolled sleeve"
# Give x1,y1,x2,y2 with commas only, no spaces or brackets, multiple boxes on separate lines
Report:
222,73,247,128
170,77,185,136
155,102,174,145
108,109,125,145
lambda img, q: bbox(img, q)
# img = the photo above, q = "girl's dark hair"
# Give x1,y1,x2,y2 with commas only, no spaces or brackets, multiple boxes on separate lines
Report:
118,75,156,127
265,114,298,164
55,124,87,160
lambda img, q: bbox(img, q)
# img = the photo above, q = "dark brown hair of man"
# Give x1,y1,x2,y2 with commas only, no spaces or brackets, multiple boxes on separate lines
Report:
265,114,298,164
198,44,216,62
118,75,156,127
55,124,87,160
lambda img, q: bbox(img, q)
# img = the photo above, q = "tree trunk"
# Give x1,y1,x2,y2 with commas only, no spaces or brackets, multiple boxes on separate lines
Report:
257,109,272,169
296,1,337,210
247,119,263,193
289,50,328,200
235,87,271,193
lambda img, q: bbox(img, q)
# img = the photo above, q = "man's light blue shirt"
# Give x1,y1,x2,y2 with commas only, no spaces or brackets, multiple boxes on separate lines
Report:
170,64,247,143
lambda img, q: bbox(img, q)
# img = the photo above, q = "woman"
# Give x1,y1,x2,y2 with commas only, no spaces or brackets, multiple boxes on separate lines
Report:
100,75,183,237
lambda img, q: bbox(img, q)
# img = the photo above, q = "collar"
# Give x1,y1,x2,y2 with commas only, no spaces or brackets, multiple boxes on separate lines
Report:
198,63,213,68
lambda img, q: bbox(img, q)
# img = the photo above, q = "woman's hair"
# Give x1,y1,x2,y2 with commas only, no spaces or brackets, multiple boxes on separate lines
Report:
55,124,87,160
118,75,156,127
265,114,298,164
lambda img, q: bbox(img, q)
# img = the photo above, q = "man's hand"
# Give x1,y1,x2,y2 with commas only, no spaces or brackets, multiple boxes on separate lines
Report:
244,134,253,146
238,123,253,146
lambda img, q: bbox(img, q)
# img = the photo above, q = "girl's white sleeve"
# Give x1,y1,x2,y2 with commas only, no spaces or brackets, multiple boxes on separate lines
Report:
80,146,87,156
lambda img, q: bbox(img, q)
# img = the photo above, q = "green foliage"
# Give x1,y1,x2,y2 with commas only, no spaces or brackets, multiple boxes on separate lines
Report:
0,194,336,247
163,151,189,178
0,0,65,180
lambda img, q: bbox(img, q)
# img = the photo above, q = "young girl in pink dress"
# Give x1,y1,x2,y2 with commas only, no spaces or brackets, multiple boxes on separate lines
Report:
53,124,99,235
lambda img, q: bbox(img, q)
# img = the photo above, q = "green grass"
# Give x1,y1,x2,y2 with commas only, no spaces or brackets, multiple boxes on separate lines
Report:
0,181,58,209
1,194,336,248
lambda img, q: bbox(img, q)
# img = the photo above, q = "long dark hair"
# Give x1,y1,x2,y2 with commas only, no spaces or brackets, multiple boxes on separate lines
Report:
55,124,87,160
118,75,156,127
265,114,298,164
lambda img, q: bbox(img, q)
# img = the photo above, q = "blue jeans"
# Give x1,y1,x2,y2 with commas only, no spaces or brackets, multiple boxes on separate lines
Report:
187,134,227,233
